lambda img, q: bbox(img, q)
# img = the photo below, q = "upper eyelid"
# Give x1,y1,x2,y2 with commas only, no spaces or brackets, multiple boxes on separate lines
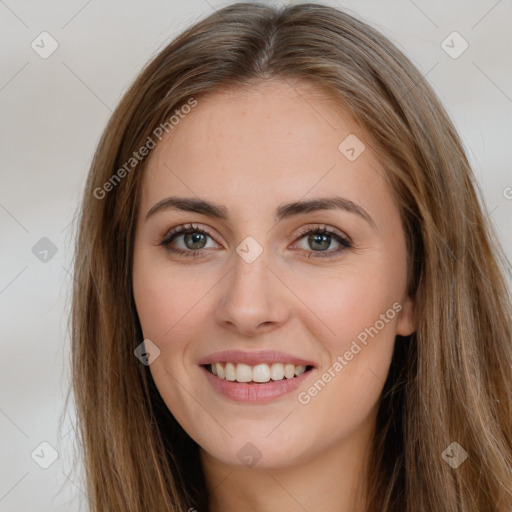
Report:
294,224,351,243
162,223,218,242
161,222,350,247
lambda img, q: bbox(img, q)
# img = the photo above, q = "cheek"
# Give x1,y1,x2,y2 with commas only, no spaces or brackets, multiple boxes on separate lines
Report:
290,254,406,353
300,277,399,391
287,253,404,413
132,251,212,341
132,257,213,430
290,275,400,445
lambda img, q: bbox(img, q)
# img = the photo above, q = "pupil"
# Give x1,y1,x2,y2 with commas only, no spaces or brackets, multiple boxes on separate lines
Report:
309,233,330,251
185,232,206,249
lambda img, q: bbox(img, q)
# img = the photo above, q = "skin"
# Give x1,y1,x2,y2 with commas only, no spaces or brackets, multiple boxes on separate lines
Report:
132,79,415,512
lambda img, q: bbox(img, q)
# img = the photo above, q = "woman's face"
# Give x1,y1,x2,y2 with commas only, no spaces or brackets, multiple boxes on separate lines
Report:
132,80,415,470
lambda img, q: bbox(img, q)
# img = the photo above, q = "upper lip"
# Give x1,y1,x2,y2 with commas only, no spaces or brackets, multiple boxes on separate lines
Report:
198,350,316,367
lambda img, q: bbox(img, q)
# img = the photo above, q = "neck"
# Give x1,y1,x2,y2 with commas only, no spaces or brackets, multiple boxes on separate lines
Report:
200,412,376,512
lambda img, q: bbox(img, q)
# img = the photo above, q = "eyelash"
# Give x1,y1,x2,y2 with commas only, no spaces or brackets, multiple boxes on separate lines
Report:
159,223,352,259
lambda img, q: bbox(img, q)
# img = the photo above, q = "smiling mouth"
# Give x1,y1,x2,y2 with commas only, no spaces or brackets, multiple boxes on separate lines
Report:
203,362,314,384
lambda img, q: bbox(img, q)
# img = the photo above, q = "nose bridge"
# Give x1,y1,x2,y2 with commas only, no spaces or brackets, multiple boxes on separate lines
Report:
215,234,290,333
228,239,271,303
228,224,272,288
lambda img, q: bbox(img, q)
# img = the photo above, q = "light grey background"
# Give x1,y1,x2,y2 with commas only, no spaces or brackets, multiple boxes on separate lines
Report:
0,0,510,510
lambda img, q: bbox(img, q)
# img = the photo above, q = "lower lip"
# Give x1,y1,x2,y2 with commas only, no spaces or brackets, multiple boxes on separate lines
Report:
200,365,314,403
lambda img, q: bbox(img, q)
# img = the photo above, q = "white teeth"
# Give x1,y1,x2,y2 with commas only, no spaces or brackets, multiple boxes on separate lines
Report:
270,363,284,381
252,364,271,383
208,362,311,383
284,364,295,379
225,362,236,381
215,362,225,379
235,363,252,383
294,365,306,376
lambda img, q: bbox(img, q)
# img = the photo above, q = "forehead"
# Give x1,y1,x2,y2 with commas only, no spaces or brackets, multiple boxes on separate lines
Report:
141,79,389,218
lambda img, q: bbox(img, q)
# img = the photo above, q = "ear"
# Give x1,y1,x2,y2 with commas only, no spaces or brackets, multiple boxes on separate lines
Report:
396,295,416,336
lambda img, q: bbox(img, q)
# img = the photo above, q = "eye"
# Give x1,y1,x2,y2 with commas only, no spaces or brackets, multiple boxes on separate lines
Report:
159,223,352,259
291,225,352,258
160,223,219,257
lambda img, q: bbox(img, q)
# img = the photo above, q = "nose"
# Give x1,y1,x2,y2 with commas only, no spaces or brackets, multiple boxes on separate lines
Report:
214,248,291,337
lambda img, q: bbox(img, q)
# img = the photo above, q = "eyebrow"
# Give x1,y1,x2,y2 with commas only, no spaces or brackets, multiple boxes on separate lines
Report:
145,195,376,229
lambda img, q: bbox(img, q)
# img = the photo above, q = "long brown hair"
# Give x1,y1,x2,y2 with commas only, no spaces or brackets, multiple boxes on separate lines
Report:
68,3,512,510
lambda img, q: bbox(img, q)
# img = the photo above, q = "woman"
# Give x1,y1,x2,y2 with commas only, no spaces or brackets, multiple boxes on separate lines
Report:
70,2,512,511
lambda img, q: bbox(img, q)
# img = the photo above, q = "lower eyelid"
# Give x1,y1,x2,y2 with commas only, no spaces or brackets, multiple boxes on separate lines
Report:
162,231,218,251
292,234,350,254
161,235,350,260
